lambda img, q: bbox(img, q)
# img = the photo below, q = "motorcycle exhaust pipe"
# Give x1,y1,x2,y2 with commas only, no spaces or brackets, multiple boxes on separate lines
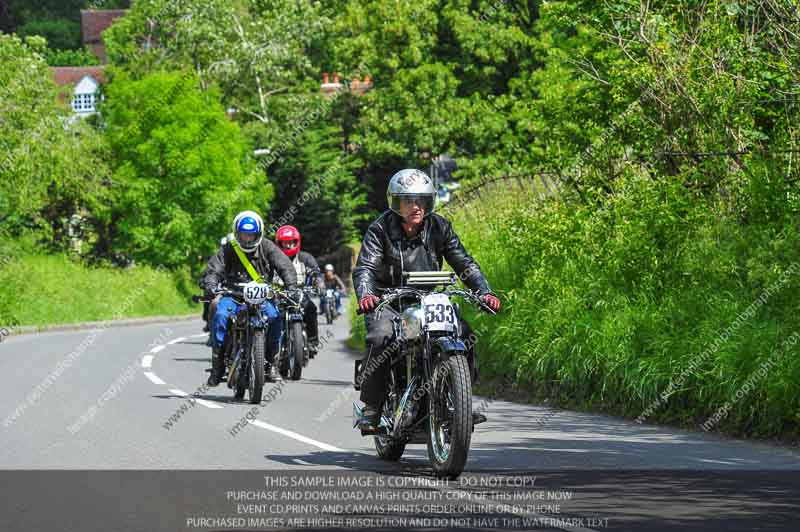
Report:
394,377,418,430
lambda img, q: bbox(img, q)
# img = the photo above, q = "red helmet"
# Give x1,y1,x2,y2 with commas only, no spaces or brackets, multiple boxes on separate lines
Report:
276,225,301,258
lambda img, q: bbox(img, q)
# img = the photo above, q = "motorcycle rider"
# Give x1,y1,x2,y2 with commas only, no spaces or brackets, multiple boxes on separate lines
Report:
274,225,321,355
352,169,501,432
320,263,346,315
200,211,297,385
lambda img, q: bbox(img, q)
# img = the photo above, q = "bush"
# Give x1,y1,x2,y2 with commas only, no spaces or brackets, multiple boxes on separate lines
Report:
44,47,100,66
451,178,800,440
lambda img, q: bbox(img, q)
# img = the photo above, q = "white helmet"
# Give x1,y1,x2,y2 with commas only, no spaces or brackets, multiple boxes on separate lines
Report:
386,169,436,216
231,210,264,254
324,264,334,272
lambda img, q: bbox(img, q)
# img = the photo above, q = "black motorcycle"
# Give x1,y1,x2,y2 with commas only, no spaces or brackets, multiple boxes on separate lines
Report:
193,281,274,403
353,271,496,479
321,287,340,325
275,286,317,381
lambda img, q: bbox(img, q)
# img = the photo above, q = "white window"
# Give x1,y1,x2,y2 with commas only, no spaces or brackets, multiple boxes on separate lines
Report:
71,75,100,115
72,92,96,113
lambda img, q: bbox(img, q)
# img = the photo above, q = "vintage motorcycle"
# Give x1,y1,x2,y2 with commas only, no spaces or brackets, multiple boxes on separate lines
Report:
274,286,317,380
193,281,274,404
353,271,496,479
320,287,340,325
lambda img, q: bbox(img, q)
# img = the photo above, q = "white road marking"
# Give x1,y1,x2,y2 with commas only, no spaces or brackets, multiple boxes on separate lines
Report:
168,337,186,345
169,388,223,409
141,355,154,368
248,419,346,452
189,333,208,339
150,345,165,353
144,372,166,385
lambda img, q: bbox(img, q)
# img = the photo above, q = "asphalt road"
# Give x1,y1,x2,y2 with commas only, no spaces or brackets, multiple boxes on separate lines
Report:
2,298,799,532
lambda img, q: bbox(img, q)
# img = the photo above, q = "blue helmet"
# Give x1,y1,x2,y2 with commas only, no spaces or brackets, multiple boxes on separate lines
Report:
232,210,263,253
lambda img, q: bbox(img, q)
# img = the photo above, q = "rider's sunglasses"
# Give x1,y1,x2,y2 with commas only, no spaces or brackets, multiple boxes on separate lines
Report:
400,197,426,208
280,239,299,249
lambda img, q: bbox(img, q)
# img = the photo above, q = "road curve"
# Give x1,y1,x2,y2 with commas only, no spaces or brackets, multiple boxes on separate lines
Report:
1,297,799,531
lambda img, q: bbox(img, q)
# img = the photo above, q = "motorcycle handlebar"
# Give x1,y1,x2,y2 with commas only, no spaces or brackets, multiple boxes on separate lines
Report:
356,288,497,316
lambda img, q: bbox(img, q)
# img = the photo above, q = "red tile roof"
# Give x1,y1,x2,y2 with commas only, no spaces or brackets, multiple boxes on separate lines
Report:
81,10,127,44
50,66,108,87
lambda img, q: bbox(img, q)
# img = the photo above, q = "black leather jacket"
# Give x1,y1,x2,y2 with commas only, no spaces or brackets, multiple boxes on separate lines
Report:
352,210,492,299
200,239,297,293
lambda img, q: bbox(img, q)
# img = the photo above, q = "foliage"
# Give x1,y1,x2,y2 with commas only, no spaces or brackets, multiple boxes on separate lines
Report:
16,17,81,50
103,0,327,124
265,120,369,256
453,174,800,440
327,0,539,208
0,33,108,249
99,70,266,270
44,47,100,66
442,0,800,440
0,249,195,327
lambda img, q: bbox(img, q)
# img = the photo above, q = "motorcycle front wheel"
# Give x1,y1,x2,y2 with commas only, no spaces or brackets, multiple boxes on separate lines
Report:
289,322,304,381
326,300,334,324
427,354,472,479
248,330,265,404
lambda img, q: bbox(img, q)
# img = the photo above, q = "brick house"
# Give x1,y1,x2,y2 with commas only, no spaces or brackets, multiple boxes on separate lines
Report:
50,10,126,115
51,66,107,115
80,9,127,64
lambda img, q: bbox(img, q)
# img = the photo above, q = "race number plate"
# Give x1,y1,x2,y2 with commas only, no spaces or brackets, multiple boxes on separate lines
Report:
243,282,271,304
421,293,457,332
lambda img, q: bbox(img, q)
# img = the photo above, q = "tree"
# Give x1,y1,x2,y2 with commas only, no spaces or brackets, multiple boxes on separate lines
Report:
103,0,327,126
326,0,539,214
266,122,368,255
0,34,108,248
100,70,267,269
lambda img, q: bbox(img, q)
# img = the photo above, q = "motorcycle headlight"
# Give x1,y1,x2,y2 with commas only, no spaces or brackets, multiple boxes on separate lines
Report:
401,306,424,340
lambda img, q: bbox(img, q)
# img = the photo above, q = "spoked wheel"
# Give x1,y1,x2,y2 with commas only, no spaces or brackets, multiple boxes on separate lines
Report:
289,322,304,381
427,354,472,479
374,372,406,461
231,343,246,401
248,331,265,404
326,301,334,325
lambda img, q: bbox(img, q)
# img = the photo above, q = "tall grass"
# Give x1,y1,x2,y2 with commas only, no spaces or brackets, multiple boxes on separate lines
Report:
450,177,800,440
0,252,196,327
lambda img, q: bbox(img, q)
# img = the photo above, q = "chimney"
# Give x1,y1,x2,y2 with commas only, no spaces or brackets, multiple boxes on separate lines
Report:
322,72,329,84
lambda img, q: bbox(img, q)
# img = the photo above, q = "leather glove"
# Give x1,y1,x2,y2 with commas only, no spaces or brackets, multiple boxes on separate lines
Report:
481,294,501,312
359,294,380,313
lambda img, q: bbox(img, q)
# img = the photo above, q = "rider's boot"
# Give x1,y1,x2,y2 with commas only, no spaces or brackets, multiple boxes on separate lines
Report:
207,347,224,386
267,363,283,383
357,404,381,435
308,338,319,358
472,412,487,425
